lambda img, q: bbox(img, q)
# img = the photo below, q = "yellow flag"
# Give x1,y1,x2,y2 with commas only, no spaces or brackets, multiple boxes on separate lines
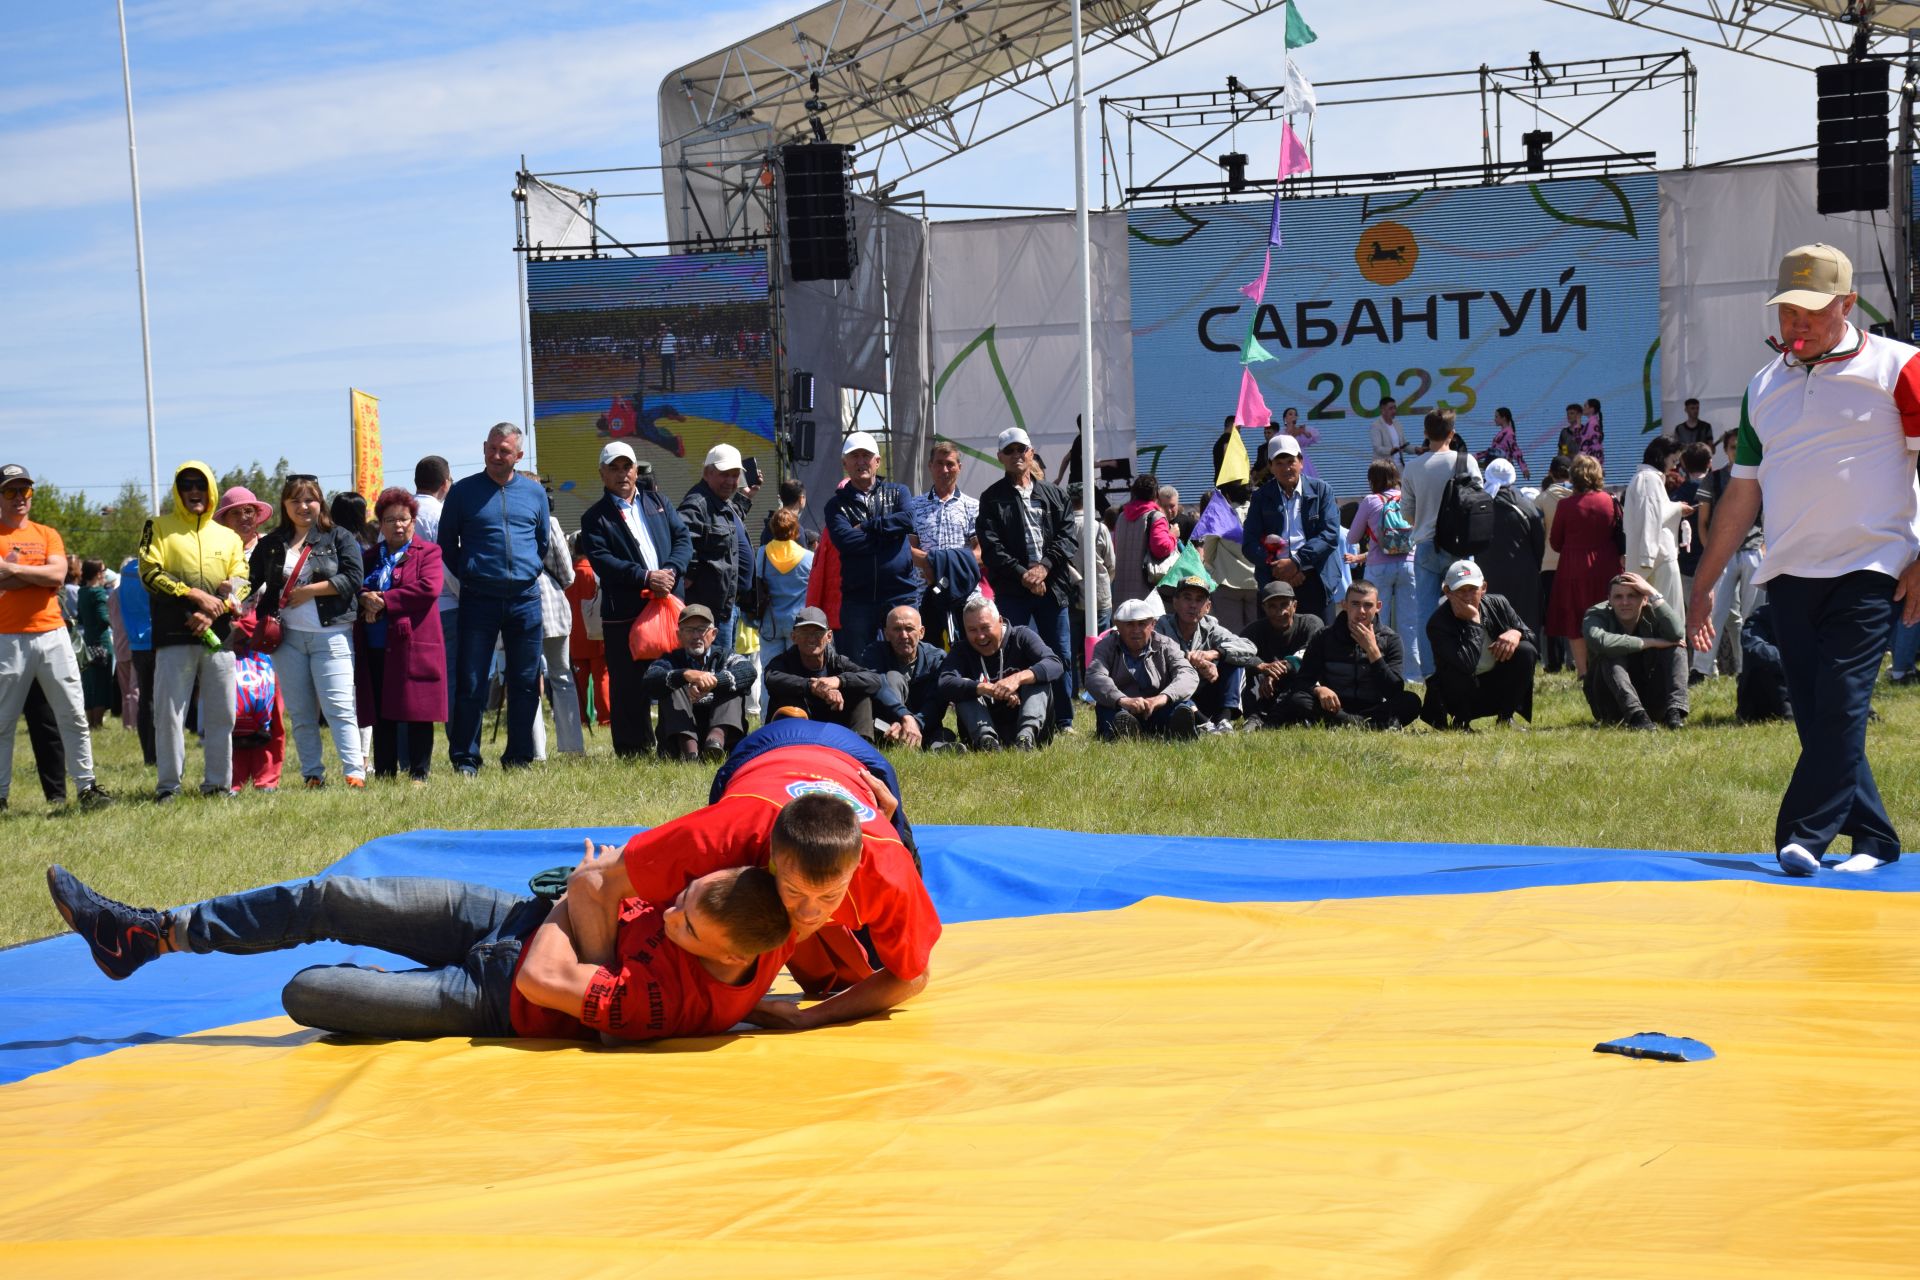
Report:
349,389,383,498
1216,426,1251,488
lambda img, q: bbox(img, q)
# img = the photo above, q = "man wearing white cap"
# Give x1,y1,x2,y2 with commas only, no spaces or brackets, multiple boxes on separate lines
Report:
678,442,756,658
1419,559,1535,731
824,430,919,651
1689,243,1920,876
1085,597,1201,740
1240,432,1342,625
579,440,692,757
976,426,1081,733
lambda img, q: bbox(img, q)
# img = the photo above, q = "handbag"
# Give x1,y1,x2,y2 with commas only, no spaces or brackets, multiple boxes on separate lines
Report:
626,589,684,662
246,539,314,656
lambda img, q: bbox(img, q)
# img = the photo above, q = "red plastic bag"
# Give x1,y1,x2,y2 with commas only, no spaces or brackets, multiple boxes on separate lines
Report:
627,590,684,662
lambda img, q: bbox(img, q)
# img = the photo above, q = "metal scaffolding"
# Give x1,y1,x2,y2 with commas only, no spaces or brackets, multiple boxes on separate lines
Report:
1537,0,1920,71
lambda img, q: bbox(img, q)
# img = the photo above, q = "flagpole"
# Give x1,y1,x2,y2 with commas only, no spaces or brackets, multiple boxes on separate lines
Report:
1071,0,1099,656
115,0,160,513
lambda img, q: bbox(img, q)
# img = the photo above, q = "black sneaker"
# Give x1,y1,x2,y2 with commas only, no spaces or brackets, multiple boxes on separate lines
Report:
1169,703,1200,739
1014,726,1039,751
974,731,1003,753
1663,711,1688,731
77,784,114,811
45,865,170,980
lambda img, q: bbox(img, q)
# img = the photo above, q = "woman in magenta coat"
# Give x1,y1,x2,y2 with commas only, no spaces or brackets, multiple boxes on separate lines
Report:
1545,454,1623,677
354,488,447,780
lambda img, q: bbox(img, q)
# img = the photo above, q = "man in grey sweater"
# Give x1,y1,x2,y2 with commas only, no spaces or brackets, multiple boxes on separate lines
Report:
1582,572,1689,730
1086,597,1200,740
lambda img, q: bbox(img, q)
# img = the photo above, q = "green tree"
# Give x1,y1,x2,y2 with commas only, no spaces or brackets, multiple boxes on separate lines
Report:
24,481,151,568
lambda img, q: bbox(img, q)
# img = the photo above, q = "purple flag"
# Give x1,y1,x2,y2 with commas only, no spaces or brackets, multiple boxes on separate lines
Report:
1190,490,1244,544
1267,193,1283,248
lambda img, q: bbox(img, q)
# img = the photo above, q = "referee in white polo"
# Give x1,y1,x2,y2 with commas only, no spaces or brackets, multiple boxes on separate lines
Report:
1689,243,1920,876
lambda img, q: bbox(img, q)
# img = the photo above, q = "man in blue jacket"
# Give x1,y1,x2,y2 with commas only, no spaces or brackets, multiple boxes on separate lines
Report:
1240,435,1342,623
860,604,950,748
825,431,919,651
578,441,692,758
437,423,550,774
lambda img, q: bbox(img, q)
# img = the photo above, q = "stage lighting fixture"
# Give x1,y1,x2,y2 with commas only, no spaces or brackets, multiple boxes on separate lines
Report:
1218,152,1249,192
1522,130,1553,173
790,369,816,413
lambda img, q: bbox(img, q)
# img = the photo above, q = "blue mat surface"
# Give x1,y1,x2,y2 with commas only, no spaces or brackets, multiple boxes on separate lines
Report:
3,825,1913,1087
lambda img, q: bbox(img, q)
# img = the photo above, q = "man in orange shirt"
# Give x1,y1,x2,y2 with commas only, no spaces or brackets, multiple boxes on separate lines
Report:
0,464,112,812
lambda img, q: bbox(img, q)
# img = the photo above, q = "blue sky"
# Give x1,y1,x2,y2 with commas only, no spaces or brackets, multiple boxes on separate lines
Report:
1,1,1807,507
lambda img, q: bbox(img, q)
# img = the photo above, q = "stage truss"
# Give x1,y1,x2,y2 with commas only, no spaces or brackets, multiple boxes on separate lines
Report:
1540,0,1920,71
1102,50,1696,207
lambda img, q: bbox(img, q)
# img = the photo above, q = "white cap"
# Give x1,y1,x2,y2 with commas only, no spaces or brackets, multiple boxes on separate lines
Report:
599,441,636,466
1268,434,1303,458
703,443,743,473
1444,560,1485,592
1112,597,1158,623
997,426,1032,453
842,430,881,457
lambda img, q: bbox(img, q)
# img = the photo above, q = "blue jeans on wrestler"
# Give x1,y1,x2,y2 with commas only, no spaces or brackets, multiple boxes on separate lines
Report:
1408,542,1455,681
997,592,1075,729
182,875,538,1037
449,584,543,770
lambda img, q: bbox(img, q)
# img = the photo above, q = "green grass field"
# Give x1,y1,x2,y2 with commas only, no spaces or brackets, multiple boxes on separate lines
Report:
6,671,1916,948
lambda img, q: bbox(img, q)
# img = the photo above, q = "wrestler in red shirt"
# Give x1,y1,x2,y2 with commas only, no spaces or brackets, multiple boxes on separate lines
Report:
512,867,790,1042
570,741,941,1032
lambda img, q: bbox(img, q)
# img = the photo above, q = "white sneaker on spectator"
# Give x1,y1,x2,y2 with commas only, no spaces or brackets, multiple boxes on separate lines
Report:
1834,853,1891,873
1776,843,1820,877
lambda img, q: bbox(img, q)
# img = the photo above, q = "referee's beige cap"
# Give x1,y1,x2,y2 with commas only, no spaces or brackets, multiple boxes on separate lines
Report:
1766,243,1853,309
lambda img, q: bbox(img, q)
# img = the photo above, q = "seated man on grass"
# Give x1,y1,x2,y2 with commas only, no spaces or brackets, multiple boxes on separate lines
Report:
44,848,799,1044
568,718,940,1030
1153,574,1258,732
1421,560,1536,732
1286,580,1422,730
1582,572,1689,731
763,606,883,739
1242,580,1322,727
643,602,757,761
935,594,1062,752
1085,597,1201,741
860,604,951,749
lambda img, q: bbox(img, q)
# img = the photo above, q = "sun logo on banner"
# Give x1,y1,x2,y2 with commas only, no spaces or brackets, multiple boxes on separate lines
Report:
1355,221,1418,287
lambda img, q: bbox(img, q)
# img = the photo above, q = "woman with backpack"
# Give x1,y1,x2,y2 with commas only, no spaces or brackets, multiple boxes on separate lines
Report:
1345,460,1419,673
1545,454,1622,677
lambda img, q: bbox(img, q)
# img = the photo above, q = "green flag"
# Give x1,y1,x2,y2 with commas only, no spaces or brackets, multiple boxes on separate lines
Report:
1242,332,1275,364
1285,1,1318,49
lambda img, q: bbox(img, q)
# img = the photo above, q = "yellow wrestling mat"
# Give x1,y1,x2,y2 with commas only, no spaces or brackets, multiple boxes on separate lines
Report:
4,879,1917,1277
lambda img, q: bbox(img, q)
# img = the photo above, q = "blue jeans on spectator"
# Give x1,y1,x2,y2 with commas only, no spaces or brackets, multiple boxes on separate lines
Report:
440,607,459,719
450,584,543,772
1409,542,1456,681
998,591,1076,729
711,607,738,666
1095,697,1198,740
180,874,543,1038
837,599,887,656
1766,571,1901,861
276,626,364,782
1372,556,1418,673
1890,614,1920,678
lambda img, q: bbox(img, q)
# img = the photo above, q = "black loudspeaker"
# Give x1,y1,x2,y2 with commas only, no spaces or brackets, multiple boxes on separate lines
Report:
781,143,857,282
1816,61,1890,214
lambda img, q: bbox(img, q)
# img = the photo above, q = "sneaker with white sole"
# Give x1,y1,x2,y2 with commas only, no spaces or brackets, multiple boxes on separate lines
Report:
1776,843,1820,877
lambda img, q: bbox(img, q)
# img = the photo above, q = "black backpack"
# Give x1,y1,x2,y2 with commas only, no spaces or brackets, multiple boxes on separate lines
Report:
1435,453,1498,558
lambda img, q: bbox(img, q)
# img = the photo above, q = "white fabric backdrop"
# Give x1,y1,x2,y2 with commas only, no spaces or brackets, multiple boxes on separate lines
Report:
1659,160,1901,435
928,212,1136,497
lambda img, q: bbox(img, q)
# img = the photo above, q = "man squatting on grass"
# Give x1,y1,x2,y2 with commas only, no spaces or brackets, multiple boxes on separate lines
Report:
565,719,940,1029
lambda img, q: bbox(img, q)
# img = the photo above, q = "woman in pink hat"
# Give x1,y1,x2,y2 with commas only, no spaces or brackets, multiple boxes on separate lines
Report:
213,486,273,557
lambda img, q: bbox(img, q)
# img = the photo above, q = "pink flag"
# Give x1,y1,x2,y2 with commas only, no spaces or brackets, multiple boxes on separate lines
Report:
1278,123,1312,178
1233,367,1272,429
1239,248,1271,302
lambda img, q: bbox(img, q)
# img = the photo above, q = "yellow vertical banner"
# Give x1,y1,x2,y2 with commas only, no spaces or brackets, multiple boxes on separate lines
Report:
349,389,383,498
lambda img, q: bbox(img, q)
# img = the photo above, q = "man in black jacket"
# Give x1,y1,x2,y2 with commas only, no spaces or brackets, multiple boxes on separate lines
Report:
678,443,755,657
936,595,1062,751
975,427,1081,734
1283,581,1421,729
1421,560,1536,730
860,605,950,749
1242,581,1322,725
764,607,881,737
577,442,692,758
642,604,756,762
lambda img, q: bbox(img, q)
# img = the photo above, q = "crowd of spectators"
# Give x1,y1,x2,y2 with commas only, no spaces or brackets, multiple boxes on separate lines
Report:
0,386,1882,809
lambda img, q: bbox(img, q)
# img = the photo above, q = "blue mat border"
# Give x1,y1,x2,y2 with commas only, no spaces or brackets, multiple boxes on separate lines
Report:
1,826,1911,1087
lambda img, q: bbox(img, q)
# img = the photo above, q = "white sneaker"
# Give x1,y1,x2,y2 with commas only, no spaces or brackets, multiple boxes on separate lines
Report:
1834,853,1892,873
1776,843,1820,877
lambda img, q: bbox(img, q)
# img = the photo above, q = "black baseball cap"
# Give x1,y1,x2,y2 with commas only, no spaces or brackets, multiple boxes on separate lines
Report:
0,464,32,489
